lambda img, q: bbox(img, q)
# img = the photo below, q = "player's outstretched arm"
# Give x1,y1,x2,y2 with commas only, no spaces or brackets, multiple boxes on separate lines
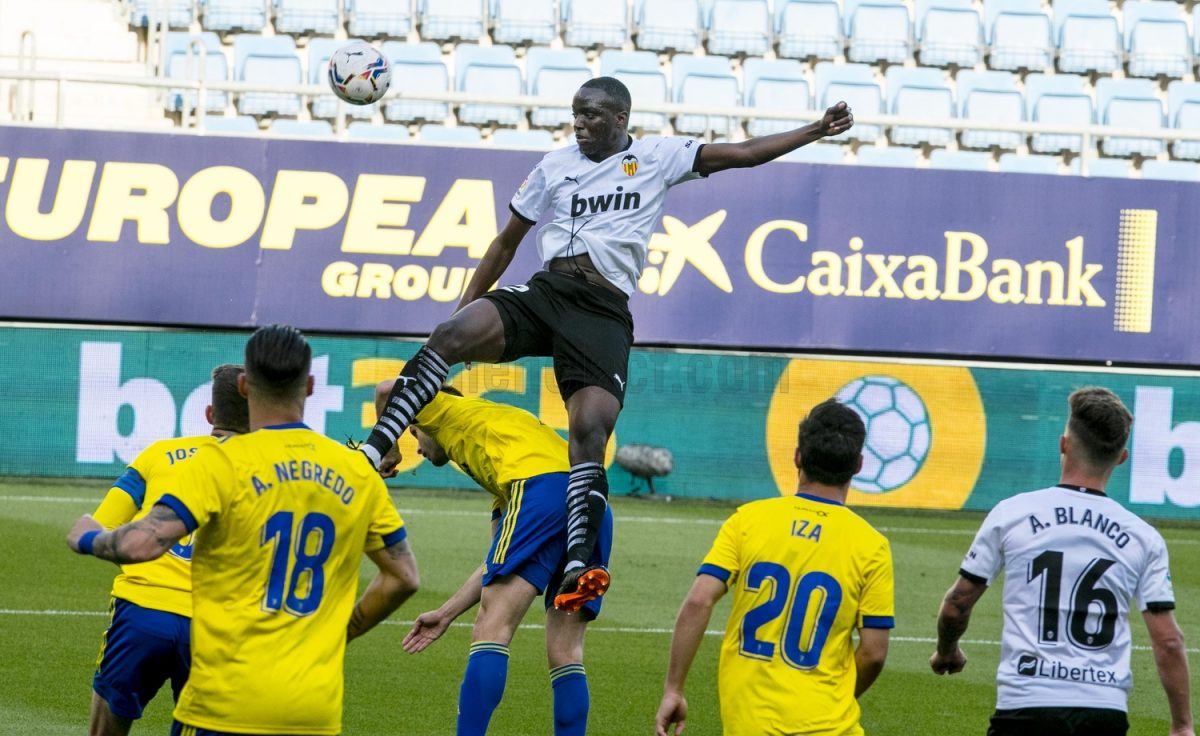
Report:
66,505,188,565
454,214,534,313
854,628,890,697
655,574,727,736
348,539,420,643
695,101,853,175
1144,609,1194,736
403,563,487,654
930,575,988,675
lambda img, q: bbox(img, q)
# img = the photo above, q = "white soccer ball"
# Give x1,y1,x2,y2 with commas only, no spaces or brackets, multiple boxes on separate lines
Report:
835,375,932,493
327,41,391,105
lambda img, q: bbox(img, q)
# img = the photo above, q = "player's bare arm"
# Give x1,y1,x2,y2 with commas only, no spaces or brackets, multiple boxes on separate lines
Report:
455,215,534,312
696,101,854,175
1143,609,1195,736
347,538,419,642
67,505,188,565
655,574,727,736
854,628,890,698
931,574,988,675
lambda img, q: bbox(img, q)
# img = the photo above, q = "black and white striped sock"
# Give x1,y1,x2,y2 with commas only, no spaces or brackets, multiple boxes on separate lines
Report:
564,461,608,573
361,346,450,469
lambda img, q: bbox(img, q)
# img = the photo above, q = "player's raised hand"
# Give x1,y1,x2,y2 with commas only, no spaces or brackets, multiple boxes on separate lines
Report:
66,514,103,553
654,690,688,736
378,445,403,479
402,609,452,654
929,647,967,675
818,101,853,137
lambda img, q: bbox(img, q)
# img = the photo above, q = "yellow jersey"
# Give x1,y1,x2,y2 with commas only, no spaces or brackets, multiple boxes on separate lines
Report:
158,422,406,735
700,493,895,736
92,435,213,618
416,393,569,511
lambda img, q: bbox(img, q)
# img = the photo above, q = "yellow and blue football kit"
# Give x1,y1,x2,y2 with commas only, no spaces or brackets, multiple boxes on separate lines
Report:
157,422,406,735
699,493,895,736
91,435,212,720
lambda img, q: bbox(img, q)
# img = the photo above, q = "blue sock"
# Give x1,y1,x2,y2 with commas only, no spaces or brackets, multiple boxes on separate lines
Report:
550,663,589,736
456,642,510,736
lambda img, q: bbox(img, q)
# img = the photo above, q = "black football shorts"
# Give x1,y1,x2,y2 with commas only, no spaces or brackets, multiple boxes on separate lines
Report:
481,270,633,405
987,707,1129,736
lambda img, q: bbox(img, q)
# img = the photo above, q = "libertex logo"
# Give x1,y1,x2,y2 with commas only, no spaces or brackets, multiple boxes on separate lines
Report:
1015,654,1121,685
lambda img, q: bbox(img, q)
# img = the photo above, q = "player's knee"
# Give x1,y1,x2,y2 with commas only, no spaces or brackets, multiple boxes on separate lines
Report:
569,424,610,463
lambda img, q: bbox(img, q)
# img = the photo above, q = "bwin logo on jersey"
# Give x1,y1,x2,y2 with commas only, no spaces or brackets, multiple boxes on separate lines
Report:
570,186,642,217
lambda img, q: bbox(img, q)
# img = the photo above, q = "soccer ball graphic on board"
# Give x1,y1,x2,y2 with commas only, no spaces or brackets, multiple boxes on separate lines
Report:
835,375,932,493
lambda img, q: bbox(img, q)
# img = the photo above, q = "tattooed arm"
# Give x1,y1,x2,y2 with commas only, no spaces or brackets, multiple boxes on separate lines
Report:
66,505,189,565
347,538,420,642
930,575,989,675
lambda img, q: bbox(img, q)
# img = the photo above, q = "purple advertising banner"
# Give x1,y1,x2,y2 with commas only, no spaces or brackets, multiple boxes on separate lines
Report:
0,126,1192,365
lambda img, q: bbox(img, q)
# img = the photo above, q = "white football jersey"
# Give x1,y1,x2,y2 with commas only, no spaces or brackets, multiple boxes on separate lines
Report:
509,136,704,295
960,485,1175,712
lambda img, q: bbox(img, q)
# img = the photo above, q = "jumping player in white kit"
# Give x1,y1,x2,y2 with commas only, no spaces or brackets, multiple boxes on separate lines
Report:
358,76,854,611
930,387,1193,736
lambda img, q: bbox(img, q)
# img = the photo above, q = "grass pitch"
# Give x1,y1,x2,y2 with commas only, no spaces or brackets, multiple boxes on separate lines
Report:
1,479,1196,735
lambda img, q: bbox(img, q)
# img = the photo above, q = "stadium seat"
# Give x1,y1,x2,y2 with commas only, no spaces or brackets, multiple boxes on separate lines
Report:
309,39,378,121
929,149,993,170
1074,157,1132,177
636,0,702,53
382,41,450,123
492,0,557,46
269,118,335,137
527,47,591,128
203,0,267,32
776,0,843,61
998,152,1060,173
421,0,486,42
1123,1,1191,79
131,0,195,29
985,0,1053,71
845,0,912,65
563,0,628,48
781,142,847,163
916,0,982,68
163,32,228,114
492,128,556,147
1025,73,1091,154
1141,159,1200,181
1095,78,1164,158
234,35,303,117
1053,0,1121,75
706,0,772,57
275,0,339,36
886,66,954,148
957,70,1023,150
348,0,415,38
672,54,739,135
455,43,523,126
815,62,883,143
601,50,668,131
744,58,810,136
420,123,484,142
203,114,260,133
347,121,412,140
857,146,921,167
1168,81,1200,160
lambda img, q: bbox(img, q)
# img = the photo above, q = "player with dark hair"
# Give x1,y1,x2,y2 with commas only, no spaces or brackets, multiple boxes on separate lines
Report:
84,364,248,736
68,325,420,736
655,399,894,736
360,75,855,611
931,387,1193,736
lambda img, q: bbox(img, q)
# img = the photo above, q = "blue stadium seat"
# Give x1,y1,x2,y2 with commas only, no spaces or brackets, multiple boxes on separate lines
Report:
492,128,556,148
744,58,810,136
492,0,557,45
636,0,702,52
985,0,1053,71
886,66,954,148
776,0,842,61
1095,78,1164,158
132,0,195,29
527,47,591,128
929,149,993,169
998,152,1060,173
309,39,378,121
1168,81,1200,160
957,70,1023,150
348,0,414,38
275,0,339,36
706,0,771,57
672,54,739,135
781,142,847,163
601,50,668,131
1123,1,1191,79
857,146,921,167
347,121,412,140
420,123,483,142
845,0,912,64
203,115,260,133
382,41,449,123
814,62,882,143
269,118,335,137
916,0,981,68
1053,0,1121,75
421,0,485,42
563,0,628,48
204,0,267,32
1025,72,1091,153
234,35,303,117
163,33,228,114
1141,159,1200,181
455,43,523,126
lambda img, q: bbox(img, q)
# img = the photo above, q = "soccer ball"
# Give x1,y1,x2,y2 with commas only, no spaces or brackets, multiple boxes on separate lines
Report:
327,41,391,105
835,375,931,493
